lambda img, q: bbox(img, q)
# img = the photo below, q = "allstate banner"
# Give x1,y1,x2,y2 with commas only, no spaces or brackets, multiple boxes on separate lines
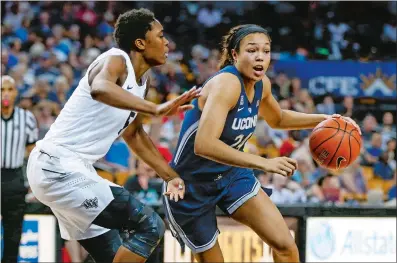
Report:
273,61,396,98
306,217,396,262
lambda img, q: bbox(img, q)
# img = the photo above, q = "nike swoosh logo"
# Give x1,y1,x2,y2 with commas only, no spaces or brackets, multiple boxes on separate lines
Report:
336,156,346,169
237,108,244,112
127,85,133,90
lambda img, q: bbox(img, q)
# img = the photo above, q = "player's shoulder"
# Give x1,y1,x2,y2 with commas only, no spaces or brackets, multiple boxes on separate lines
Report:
207,71,241,94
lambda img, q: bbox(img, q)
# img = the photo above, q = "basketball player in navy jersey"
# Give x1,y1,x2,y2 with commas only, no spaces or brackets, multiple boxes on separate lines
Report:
164,25,361,262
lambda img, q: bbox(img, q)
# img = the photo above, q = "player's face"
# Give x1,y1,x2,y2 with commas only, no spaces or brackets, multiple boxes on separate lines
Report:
234,33,271,81
1,80,17,108
143,20,169,66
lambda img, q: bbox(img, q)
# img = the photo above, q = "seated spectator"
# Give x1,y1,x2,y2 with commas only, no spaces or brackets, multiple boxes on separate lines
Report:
337,96,354,118
268,174,307,204
316,96,336,115
380,112,396,148
293,89,316,114
290,138,316,172
361,115,378,145
124,160,163,207
373,152,394,180
362,132,383,166
34,52,60,85
291,158,314,188
307,173,345,204
339,158,368,195
32,100,59,139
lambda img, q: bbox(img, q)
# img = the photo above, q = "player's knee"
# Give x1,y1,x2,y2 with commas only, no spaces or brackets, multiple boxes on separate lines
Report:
126,196,165,241
139,211,165,241
123,211,165,258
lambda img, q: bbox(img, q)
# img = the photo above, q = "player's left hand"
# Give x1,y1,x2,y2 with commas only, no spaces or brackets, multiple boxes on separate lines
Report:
164,177,185,202
329,114,362,135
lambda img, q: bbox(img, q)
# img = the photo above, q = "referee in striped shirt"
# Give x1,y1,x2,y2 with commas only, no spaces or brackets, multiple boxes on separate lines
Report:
1,75,38,262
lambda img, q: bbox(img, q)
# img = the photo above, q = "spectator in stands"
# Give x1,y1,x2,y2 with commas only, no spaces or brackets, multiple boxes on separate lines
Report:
268,174,307,204
274,71,290,99
362,132,383,166
337,96,354,118
293,89,316,114
380,111,395,148
339,158,368,195
34,52,60,85
33,100,58,139
124,160,163,207
316,95,336,115
361,115,379,146
373,151,394,181
3,3,24,31
291,159,315,188
307,173,345,204
290,138,316,172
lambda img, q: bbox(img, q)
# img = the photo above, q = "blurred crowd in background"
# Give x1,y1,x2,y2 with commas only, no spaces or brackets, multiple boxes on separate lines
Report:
1,1,396,210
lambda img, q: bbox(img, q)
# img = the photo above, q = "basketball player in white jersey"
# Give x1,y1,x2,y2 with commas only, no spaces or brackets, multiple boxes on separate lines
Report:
27,9,200,263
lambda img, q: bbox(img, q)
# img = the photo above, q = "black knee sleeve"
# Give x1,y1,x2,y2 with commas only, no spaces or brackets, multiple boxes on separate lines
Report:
122,195,165,259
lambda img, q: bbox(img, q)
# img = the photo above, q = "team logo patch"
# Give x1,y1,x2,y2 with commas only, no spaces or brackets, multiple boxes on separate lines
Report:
240,96,244,106
248,108,252,113
256,100,260,107
82,197,98,209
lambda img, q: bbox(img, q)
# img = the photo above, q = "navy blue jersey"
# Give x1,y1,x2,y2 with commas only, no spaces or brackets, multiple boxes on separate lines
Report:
171,65,263,181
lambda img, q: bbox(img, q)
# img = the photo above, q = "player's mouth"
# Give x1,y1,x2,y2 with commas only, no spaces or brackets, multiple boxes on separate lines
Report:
253,65,264,77
165,52,168,58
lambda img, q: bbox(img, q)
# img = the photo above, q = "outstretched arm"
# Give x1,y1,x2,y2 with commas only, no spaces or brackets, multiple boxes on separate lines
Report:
122,115,178,182
89,55,200,116
259,76,327,130
122,115,184,201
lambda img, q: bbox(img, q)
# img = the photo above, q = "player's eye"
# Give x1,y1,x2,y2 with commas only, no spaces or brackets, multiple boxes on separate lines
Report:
265,50,270,54
248,49,256,53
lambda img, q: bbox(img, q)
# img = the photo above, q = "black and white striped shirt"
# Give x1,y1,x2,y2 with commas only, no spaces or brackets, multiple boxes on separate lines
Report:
1,107,38,169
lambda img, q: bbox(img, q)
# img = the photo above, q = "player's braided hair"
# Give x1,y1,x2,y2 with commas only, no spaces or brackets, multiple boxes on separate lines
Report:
218,24,271,69
114,8,155,53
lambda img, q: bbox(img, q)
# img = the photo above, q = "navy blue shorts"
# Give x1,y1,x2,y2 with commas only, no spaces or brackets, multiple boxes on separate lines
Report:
163,168,272,254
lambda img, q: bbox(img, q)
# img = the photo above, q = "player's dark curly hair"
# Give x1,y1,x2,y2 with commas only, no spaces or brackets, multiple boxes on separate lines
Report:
113,8,156,53
219,25,271,69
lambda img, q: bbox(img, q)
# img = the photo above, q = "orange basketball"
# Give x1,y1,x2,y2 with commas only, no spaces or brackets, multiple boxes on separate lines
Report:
309,118,362,170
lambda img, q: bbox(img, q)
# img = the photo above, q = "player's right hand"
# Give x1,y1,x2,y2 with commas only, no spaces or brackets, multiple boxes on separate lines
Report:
155,86,202,116
261,157,298,177
164,177,185,202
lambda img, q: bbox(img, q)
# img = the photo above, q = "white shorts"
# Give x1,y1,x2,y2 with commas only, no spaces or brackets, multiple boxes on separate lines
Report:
27,141,120,240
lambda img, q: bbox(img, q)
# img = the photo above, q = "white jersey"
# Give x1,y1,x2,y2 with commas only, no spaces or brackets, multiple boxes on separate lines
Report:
41,48,147,164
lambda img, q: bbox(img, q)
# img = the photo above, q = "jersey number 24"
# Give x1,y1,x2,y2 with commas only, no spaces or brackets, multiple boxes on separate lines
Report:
231,132,253,151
